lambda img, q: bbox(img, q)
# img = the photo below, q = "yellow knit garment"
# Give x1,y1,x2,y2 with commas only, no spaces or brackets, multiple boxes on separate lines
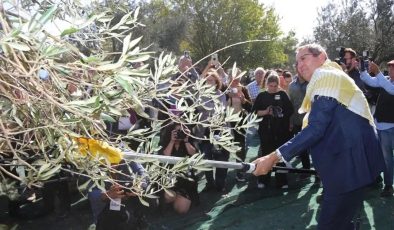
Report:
299,60,374,128
74,137,123,164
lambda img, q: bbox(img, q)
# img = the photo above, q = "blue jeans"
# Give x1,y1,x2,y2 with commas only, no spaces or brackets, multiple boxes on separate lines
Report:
88,188,106,224
378,127,394,186
245,125,258,150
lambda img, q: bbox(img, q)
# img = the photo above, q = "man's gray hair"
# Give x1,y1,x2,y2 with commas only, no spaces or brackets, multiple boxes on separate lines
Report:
296,43,328,60
254,67,265,75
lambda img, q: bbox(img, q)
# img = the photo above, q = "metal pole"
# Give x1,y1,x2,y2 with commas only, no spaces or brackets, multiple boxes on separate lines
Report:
123,152,317,175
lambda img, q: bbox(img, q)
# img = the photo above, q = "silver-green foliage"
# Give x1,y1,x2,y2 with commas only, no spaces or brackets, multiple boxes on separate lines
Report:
0,1,259,202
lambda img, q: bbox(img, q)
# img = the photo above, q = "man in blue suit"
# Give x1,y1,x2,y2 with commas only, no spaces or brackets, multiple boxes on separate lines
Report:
252,44,385,230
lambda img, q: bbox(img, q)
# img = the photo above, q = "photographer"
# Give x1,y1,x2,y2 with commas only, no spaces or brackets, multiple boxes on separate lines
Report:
88,160,149,230
343,48,366,92
360,61,394,95
360,60,394,197
198,69,229,192
173,53,199,84
226,69,252,182
252,74,294,189
158,122,199,214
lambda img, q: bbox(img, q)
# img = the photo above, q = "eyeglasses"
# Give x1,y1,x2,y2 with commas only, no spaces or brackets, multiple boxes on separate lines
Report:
297,53,317,61
300,53,314,58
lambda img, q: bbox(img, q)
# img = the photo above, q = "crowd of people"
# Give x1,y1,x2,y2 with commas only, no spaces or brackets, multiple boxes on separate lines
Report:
88,44,394,229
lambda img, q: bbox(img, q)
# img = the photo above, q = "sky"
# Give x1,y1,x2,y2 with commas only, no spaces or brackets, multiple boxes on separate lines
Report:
262,0,332,41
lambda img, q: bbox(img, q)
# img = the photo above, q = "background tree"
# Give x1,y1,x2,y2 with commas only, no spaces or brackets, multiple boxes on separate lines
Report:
312,0,394,65
313,0,373,59
87,0,298,70
370,0,394,63
173,0,297,69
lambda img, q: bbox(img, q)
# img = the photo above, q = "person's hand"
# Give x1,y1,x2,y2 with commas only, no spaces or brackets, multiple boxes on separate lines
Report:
105,184,126,199
183,127,191,143
351,59,359,70
257,107,271,116
171,129,178,141
125,191,137,197
179,57,193,73
252,152,280,176
67,83,78,94
267,106,274,116
207,59,215,67
368,62,380,76
238,92,246,103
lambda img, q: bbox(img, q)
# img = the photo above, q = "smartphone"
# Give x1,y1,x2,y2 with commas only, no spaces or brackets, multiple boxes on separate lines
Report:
360,51,370,72
184,50,190,58
211,53,218,62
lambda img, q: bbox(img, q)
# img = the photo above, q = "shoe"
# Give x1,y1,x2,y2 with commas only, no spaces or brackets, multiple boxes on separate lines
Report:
202,183,215,192
236,173,246,182
380,185,393,197
316,194,323,203
281,184,289,189
257,182,265,189
216,186,226,193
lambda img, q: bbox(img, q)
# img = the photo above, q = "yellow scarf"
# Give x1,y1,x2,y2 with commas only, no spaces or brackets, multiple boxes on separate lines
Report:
299,60,374,128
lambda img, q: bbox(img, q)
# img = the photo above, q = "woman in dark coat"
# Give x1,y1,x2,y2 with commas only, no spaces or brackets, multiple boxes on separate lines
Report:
253,73,294,188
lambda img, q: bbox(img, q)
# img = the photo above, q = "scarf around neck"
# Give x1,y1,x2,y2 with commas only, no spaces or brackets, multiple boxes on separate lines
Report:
299,60,374,128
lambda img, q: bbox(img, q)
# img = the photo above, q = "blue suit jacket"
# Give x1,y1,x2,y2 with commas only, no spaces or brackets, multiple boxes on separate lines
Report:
279,96,385,195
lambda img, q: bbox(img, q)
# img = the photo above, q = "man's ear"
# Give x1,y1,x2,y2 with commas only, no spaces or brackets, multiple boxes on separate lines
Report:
318,53,326,64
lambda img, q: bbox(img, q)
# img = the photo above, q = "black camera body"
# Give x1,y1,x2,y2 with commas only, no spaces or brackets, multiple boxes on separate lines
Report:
184,50,190,58
270,105,284,118
176,130,186,140
359,50,370,72
336,47,346,65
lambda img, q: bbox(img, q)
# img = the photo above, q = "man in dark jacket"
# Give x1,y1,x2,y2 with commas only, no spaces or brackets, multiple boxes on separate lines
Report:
253,44,385,230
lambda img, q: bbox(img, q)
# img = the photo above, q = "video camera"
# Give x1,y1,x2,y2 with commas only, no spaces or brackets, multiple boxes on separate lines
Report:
359,50,370,72
336,47,346,65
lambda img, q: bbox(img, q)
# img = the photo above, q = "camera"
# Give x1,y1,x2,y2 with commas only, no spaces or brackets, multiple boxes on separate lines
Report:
269,105,284,118
176,130,186,140
211,53,218,62
336,47,346,65
184,50,190,58
359,50,370,72
118,181,133,192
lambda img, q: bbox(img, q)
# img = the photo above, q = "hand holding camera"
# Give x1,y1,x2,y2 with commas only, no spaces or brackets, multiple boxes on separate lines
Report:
368,61,380,76
176,130,187,140
267,105,284,118
211,53,219,67
257,107,273,116
359,50,370,72
105,184,126,200
171,127,190,142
